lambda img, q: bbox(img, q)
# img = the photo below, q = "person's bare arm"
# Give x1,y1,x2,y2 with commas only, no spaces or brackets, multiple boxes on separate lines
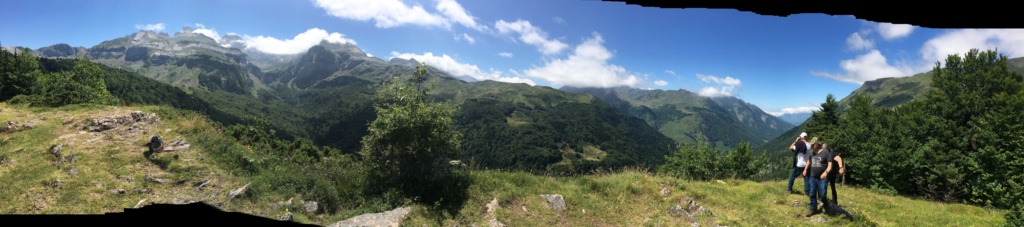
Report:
822,160,832,179
836,155,845,175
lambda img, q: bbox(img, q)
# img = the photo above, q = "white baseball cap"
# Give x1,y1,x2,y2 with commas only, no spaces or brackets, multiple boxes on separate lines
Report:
799,132,808,138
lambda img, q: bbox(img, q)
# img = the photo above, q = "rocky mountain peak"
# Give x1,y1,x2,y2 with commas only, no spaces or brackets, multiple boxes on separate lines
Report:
176,26,195,36
388,57,421,67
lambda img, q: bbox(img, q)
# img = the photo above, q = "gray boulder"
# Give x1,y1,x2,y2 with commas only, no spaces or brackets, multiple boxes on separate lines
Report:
304,200,318,213
330,207,412,227
540,194,566,212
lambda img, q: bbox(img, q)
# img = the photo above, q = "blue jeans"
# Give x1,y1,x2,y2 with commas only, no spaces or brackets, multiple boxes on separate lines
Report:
788,166,810,193
808,175,829,211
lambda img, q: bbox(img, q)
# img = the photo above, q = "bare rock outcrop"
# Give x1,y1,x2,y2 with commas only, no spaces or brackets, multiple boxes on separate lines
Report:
670,197,717,224
484,197,506,227
329,207,412,227
540,194,566,212
228,183,250,200
83,111,159,134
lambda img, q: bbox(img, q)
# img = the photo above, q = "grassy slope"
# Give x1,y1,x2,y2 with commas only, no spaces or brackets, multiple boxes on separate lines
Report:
1,103,1006,226
0,103,334,224
403,168,1006,226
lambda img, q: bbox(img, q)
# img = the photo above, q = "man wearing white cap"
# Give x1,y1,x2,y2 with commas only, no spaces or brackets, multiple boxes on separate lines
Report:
787,132,811,194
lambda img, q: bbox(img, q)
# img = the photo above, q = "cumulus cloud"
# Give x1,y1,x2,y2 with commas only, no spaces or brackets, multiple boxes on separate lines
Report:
495,19,569,55
389,51,536,85
822,29,1024,85
192,24,221,41
135,23,165,32
241,28,357,55
521,32,641,88
920,29,1024,69
877,23,915,40
697,87,734,98
767,106,821,116
694,73,741,97
847,32,874,51
815,26,1024,85
313,0,448,28
498,52,513,58
653,80,668,86
696,73,741,86
312,0,486,31
436,0,487,31
811,49,915,84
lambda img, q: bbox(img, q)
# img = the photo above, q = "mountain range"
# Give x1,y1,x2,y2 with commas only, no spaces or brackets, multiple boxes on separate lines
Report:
9,26,798,172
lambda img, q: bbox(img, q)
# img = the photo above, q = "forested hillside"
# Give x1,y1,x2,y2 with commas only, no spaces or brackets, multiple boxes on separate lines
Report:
559,86,793,150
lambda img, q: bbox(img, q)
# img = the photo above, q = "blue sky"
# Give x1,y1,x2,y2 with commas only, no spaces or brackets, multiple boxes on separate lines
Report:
3,0,1024,116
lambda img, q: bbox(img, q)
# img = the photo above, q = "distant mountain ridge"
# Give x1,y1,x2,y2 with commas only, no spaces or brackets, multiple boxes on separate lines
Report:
775,112,811,125
558,86,795,149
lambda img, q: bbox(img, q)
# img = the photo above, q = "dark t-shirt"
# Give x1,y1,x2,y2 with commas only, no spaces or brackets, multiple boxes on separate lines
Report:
793,141,808,167
794,141,808,155
809,150,834,177
828,148,840,175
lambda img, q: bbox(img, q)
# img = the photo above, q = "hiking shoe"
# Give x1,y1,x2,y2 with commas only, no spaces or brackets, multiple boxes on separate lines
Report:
805,209,815,217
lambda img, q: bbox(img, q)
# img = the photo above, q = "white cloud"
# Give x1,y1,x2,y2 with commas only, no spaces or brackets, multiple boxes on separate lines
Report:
821,28,1024,85
767,106,821,116
495,19,568,55
877,23,915,40
241,28,357,55
695,73,741,86
192,24,221,41
694,73,741,97
461,33,475,44
654,80,668,86
554,17,567,25
436,0,487,31
697,87,733,98
522,32,641,88
498,52,513,58
811,49,915,84
846,32,874,51
135,23,165,32
920,29,1024,69
664,70,676,76
389,51,536,85
313,0,450,29
312,0,487,31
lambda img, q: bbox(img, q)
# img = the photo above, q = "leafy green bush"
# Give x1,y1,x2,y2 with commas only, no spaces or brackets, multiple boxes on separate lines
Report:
6,94,36,105
19,57,115,107
359,63,468,209
659,137,768,181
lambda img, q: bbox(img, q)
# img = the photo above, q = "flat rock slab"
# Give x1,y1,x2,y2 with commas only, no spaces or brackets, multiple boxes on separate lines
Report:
330,207,412,227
